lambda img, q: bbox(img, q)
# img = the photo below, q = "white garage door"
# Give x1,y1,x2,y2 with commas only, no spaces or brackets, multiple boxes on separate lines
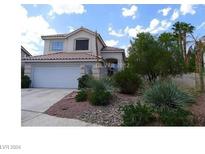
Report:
32,65,81,88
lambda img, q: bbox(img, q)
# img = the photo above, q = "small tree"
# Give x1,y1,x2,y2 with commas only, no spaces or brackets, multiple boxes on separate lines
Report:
128,32,185,82
128,33,161,82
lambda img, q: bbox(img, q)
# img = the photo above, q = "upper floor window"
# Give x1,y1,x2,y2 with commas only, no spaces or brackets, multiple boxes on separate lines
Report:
51,41,64,51
75,39,89,50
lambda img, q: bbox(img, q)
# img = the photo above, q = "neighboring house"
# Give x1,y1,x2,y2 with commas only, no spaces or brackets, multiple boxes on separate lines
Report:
23,27,125,88
21,46,32,70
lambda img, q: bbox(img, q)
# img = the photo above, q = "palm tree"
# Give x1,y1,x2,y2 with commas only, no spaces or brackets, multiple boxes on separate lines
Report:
158,32,176,51
172,22,195,64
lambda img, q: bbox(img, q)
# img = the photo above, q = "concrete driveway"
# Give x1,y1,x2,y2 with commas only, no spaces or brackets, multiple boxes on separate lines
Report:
21,88,96,126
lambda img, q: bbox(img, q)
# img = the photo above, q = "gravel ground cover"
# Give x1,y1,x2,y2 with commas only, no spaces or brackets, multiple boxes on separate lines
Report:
45,91,139,126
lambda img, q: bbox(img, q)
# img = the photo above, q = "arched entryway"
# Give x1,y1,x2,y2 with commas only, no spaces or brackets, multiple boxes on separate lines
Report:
105,58,118,76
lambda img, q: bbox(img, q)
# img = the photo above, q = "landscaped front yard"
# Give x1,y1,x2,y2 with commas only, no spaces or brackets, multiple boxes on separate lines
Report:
45,91,138,126
45,86,205,126
44,72,205,126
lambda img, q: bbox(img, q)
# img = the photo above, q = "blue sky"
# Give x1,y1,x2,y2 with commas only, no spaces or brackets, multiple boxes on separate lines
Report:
21,4,205,55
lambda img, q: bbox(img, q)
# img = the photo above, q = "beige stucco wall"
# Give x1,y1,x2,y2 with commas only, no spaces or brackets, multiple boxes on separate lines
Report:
101,52,124,70
24,63,32,77
43,31,103,55
97,38,103,55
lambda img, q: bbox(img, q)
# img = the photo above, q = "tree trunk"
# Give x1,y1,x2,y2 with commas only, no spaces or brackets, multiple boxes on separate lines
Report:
195,42,204,92
183,33,189,65
178,33,184,59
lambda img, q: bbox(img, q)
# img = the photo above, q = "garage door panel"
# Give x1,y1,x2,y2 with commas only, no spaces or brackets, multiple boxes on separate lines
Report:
32,66,81,88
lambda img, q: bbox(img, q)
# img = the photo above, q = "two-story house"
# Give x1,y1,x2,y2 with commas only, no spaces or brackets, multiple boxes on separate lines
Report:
23,27,125,88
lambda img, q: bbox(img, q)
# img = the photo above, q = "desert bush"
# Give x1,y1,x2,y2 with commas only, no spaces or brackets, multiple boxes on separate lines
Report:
88,89,111,106
87,79,112,106
78,77,114,106
78,75,92,89
21,75,31,88
75,90,87,102
158,108,193,126
87,78,105,90
114,68,142,94
121,103,155,126
100,77,115,92
143,81,195,108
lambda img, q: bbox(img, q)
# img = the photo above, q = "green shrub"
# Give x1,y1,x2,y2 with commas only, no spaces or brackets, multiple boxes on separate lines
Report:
21,75,31,88
75,90,87,102
88,89,111,106
87,78,112,106
77,75,92,89
158,108,193,126
87,78,105,90
100,77,115,92
121,103,155,126
143,81,195,108
114,68,142,94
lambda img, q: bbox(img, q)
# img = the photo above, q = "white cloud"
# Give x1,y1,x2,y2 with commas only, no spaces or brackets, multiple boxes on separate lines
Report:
169,5,196,22
124,19,171,37
180,4,196,15
171,9,180,21
124,25,145,37
150,20,171,34
197,22,205,30
108,26,124,37
48,4,86,17
161,20,172,29
158,7,172,16
20,5,57,55
149,18,160,30
67,26,75,32
105,40,119,46
122,5,138,19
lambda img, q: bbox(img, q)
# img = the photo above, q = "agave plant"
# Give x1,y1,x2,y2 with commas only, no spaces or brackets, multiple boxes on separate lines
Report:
143,81,195,108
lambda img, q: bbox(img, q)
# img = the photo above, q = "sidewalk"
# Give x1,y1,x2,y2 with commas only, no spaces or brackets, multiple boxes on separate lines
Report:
22,112,97,126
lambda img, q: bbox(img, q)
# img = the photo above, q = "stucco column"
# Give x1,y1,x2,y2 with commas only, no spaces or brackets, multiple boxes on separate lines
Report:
118,59,124,70
80,65,85,76
24,63,32,77
92,67,100,79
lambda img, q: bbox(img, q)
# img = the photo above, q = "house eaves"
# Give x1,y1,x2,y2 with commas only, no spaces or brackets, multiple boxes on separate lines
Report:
41,27,106,47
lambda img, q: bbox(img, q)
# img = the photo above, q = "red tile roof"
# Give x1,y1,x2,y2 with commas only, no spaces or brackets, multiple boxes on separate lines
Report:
23,52,102,62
